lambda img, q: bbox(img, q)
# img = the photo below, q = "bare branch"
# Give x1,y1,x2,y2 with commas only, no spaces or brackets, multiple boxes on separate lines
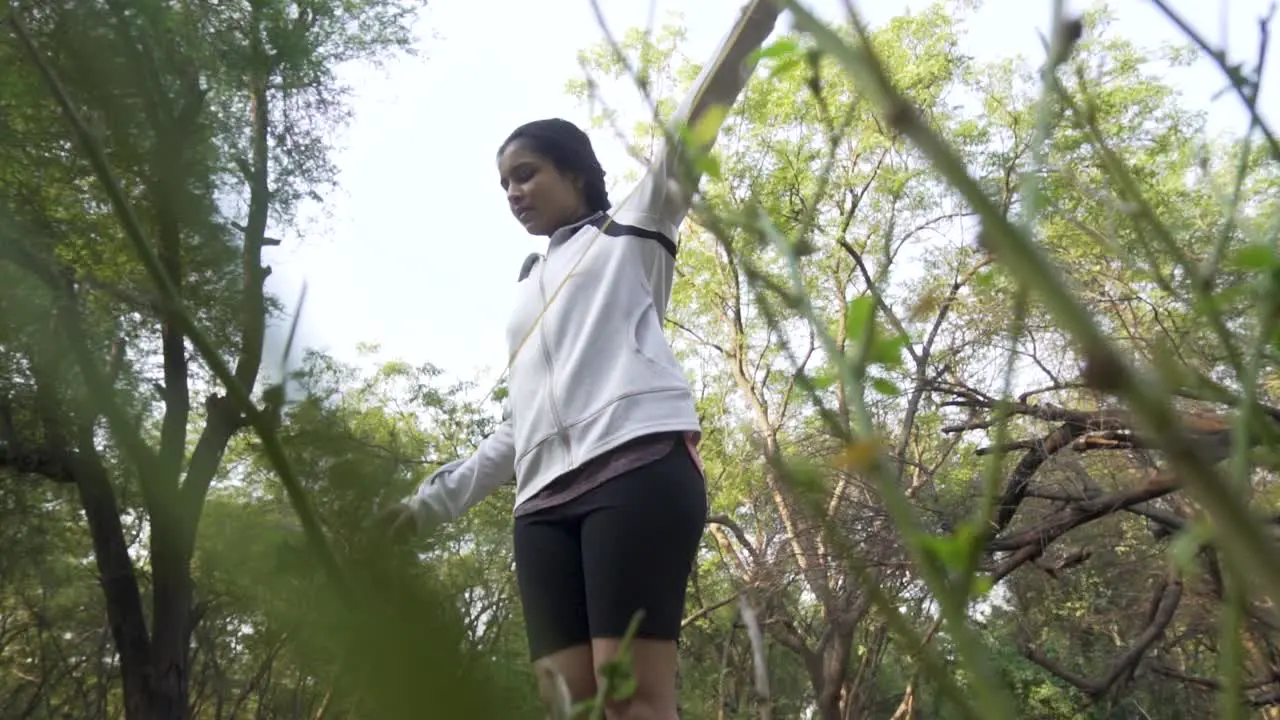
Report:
1021,570,1182,701
989,473,1179,553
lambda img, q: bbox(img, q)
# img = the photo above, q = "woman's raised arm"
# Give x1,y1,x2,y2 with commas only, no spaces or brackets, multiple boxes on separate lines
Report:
613,0,783,238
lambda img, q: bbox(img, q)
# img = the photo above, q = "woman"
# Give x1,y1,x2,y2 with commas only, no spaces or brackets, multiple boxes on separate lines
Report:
381,2,781,717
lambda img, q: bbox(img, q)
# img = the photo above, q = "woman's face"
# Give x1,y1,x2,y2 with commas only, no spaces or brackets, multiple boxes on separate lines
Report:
498,141,587,236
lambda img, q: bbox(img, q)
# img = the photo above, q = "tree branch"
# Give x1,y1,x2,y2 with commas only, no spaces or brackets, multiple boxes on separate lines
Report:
707,513,763,566
681,595,739,629
177,10,273,536
1021,570,1182,701
988,472,1179,553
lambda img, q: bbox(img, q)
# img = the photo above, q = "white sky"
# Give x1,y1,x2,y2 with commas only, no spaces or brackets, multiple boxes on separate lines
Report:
261,0,1280,391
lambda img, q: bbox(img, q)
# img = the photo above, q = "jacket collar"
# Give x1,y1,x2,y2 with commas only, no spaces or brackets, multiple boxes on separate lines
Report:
549,210,606,246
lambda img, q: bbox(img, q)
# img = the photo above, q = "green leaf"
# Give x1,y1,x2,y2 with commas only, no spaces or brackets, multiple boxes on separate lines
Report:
689,104,729,149
694,151,722,180
921,535,961,572
1169,521,1214,573
751,37,800,63
845,296,876,340
920,522,981,574
598,656,638,702
769,54,804,79
971,267,999,290
752,37,806,80
1228,242,1277,271
869,333,909,368
871,376,900,396
970,573,995,598
811,369,838,391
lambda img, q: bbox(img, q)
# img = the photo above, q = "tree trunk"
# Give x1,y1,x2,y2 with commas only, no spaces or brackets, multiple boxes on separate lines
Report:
72,450,155,719
148,540,195,719
804,629,854,720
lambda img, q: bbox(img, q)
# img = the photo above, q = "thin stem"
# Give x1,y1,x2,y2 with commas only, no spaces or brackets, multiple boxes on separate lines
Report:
1217,558,1246,720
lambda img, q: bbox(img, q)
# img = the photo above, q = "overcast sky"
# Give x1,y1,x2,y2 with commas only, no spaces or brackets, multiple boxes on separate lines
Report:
260,0,1280,393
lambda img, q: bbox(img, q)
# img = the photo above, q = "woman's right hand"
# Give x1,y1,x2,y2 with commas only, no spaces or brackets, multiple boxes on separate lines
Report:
373,502,417,545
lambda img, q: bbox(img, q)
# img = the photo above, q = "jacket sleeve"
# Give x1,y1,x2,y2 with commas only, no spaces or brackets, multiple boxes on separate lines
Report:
612,0,783,244
402,406,516,530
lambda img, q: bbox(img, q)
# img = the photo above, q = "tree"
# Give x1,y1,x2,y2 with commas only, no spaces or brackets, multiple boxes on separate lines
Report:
6,0,1279,717
0,1,421,716
570,1,1280,717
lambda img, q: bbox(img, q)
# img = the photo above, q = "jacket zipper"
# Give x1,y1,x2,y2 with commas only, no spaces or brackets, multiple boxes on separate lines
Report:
536,261,573,466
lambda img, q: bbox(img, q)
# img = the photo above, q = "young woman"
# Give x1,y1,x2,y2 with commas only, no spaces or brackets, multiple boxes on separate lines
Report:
381,2,781,717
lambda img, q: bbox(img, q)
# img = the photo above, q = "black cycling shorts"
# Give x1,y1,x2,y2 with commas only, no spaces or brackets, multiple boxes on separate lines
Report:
512,438,708,661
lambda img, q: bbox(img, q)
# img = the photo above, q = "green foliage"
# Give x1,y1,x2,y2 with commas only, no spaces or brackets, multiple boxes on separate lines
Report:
6,0,1280,718
570,0,1280,716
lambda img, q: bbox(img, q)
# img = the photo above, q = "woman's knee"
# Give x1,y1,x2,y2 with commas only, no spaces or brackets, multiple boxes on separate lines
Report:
534,645,597,717
593,638,679,720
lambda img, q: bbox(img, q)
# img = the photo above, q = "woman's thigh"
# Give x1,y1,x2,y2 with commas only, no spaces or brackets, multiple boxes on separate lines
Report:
579,442,707,712
513,515,597,706
580,442,707,641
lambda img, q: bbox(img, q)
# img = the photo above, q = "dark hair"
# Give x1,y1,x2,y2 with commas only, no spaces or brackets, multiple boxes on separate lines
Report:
498,118,612,212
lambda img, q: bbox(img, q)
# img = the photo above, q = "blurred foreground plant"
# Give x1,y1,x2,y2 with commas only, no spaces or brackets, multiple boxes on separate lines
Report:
1,0,541,716
578,0,1280,716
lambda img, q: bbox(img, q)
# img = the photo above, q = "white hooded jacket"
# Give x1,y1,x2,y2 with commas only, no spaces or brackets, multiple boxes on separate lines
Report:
404,0,782,529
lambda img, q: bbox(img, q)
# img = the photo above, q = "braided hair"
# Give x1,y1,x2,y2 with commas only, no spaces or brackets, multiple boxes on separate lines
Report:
498,119,612,213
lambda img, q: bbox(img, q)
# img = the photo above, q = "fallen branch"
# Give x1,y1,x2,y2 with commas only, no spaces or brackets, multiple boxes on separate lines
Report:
1024,486,1190,534
989,474,1179,553
1034,548,1091,579
991,422,1091,533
